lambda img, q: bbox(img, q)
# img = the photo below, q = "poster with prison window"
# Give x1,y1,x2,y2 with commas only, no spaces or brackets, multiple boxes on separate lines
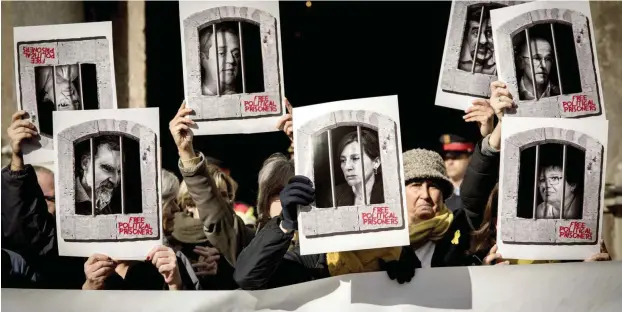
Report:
497,116,608,260
293,95,409,255
54,108,162,259
13,22,117,164
490,1,606,118
179,0,285,135
435,1,527,111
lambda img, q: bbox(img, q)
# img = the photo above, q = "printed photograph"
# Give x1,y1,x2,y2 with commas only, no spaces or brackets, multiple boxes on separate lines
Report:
313,126,384,208
458,4,502,75
198,21,264,96
73,135,143,216
516,143,584,220
34,64,99,136
512,23,582,101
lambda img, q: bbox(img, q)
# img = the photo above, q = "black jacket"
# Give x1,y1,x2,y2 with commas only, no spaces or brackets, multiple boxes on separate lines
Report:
1,165,86,289
233,216,329,290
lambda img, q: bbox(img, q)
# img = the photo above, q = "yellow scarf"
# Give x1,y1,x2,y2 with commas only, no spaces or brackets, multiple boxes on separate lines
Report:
510,259,560,265
327,204,454,276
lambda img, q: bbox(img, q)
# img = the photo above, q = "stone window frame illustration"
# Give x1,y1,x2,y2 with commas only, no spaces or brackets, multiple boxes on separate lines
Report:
16,37,115,152
296,110,405,237
183,6,282,121
441,1,525,98
500,127,603,245
495,8,602,118
57,119,160,242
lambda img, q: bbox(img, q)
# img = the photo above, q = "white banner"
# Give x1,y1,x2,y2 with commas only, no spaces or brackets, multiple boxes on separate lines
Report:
2,262,621,312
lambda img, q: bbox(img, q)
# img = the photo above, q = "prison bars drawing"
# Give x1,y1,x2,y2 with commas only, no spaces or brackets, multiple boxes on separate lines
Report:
323,126,369,208
531,143,569,220
212,21,248,95
523,23,563,100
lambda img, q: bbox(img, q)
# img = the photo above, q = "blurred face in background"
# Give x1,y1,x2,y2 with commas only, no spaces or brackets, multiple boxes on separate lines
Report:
444,153,470,183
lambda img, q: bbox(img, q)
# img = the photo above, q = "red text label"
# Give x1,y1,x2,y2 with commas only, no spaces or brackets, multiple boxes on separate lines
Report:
22,46,55,64
559,221,592,240
243,95,278,113
562,95,596,113
362,207,398,225
118,217,153,235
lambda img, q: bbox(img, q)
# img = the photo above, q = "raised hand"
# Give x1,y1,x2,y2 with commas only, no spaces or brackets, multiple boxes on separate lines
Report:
169,101,196,160
484,244,509,265
82,253,117,290
7,110,39,171
276,99,294,141
489,81,515,120
148,245,183,290
279,175,315,231
464,99,495,137
192,246,220,276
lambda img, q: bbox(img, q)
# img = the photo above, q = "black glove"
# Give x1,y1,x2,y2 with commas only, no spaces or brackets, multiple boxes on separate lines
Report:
379,246,419,284
279,175,315,231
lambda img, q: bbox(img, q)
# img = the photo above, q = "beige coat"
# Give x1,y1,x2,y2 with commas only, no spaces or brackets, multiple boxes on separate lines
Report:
178,152,254,266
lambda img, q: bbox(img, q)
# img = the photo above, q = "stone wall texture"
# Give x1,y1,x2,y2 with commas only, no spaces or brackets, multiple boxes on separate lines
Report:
17,38,115,152
57,119,159,241
297,110,405,237
500,127,603,244
495,8,602,118
183,6,282,121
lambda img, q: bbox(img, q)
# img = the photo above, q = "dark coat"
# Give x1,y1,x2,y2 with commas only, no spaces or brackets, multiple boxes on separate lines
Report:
1,165,86,289
445,193,462,213
331,178,384,207
233,216,328,290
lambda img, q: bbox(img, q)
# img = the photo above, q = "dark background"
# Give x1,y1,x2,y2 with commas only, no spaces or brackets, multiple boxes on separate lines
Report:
140,1,480,207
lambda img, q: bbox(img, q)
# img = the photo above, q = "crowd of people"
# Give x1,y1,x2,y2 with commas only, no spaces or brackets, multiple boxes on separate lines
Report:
1,81,611,291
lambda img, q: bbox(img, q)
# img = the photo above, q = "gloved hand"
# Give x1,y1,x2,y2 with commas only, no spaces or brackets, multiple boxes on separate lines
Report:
279,175,315,231
379,246,419,284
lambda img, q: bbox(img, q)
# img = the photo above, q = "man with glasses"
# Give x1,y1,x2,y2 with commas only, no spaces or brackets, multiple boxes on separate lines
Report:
516,36,560,100
439,134,474,212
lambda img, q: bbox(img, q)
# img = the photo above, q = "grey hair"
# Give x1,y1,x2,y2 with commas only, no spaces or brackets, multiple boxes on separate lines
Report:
162,169,180,203
256,153,295,229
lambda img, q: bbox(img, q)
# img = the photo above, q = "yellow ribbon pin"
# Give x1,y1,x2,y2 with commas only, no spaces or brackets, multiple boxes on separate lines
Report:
451,230,461,245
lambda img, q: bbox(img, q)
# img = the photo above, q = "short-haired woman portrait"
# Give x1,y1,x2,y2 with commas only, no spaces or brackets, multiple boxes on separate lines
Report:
314,127,384,208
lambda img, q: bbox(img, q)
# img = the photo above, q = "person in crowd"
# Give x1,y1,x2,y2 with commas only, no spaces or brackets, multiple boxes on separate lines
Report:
255,153,295,231
234,203,257,230
329,129,383,207
2,110,85,289
516,36,560,100
169,101,254,276
199,22,241,96
168,211,223,290
535,150,582,219
34,166,56,216
75,135,121,216
467,81,610,265
459,6,496,75
162,169,182,238
438,134,474,212
81,245,191,290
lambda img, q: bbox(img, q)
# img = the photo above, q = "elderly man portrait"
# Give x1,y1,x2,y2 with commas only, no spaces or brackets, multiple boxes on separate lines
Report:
199,22,242,96
459,6,496,75
75,136,122,216
516,35,560,100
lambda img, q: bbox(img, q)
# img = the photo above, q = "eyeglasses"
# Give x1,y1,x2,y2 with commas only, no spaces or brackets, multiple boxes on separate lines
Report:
44,195,55,203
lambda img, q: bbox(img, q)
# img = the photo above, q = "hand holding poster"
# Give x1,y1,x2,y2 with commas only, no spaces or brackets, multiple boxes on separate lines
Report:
490,0,606,119
497,116,608,260
179,0,286,135
293,95,409,255
54,108,162,259
13,22,117,164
